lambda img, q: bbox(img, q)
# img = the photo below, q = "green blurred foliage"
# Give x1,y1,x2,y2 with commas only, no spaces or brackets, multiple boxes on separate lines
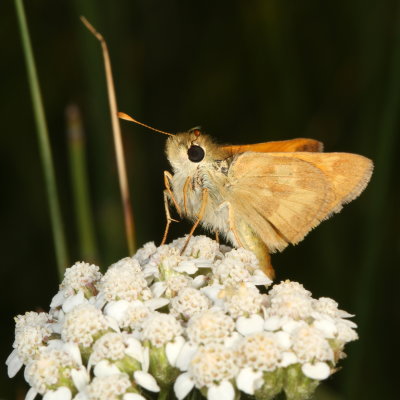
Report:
1,0,399,399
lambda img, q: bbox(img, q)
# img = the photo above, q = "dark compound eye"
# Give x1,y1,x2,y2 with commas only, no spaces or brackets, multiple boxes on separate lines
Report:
187,145,205,162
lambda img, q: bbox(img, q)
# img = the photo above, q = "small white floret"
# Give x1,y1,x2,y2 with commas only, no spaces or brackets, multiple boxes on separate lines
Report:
166,336,186,366
71,368,89,391
134,371,160,392
6,349,23,378
236,367,263,395
93,360,120,377
123,393,146,400
313,318,337,338
264,315,283,331
50,290,67,309
175,342,198,371
62,291,87,313
279,351,298,367
174,260,198,274
174,372,195,400
25,387,38,400
236,315,264,336
301,362,331,380
124,336,145,363
144,298,170,310
42,387,71,400
207,381,235,400
151,281,167,298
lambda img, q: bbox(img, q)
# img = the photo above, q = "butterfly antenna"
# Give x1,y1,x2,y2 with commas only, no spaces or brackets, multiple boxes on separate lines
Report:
118,112,174,136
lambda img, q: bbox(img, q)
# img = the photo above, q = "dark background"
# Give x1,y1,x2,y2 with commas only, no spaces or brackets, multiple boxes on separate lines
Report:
1,0,399,399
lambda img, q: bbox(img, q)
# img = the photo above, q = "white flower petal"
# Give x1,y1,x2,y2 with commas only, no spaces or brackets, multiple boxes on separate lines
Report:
151,282,167,298
72,393,88,400
125,337,144,363
141,346,150,372
105,315,120,332
313,319,337,338
142,265,159,278
236,315,264,336
264,316,282,331
104,300,131,322
134,371,160,392
192,275,207,288
93,360,120,377
275,331,291,349
94,292,107,309
62,291,86,313
123,394,146,400
6,349,23,378
46,339,64,350
144,298,170,310
25,388,38,400
279,351,298,367
236,367,263,395
63,342,82,365
201,285,223,303
224,332,243,348
174,261,198,274
71,368,89,391
282,319,304,334
166,336,186,366
252,271,272,286
49,321,63,334
174,372,195,400
175,342,198,371
50,290,66,308
302,362,331,380
43,387,71,400
208,381,235,400
193,259,214,269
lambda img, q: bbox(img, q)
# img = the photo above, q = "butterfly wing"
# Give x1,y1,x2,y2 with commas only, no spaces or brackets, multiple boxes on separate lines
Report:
222,138,323,156
226,151,372,253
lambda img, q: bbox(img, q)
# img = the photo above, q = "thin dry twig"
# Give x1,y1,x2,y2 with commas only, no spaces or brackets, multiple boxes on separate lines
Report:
81,16,136,255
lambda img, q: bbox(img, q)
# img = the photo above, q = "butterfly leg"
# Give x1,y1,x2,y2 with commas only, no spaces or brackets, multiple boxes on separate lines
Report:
161,190,180,245
216,201,244,248
183,176,191,215
164,171,182,217
180,188,208,254
161,171,182,245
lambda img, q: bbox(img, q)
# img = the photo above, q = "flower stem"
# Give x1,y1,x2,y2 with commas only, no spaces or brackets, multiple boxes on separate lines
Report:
14,0,69,279
157,388,169,400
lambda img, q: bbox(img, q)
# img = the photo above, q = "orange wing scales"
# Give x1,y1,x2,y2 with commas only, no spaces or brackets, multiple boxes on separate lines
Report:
222,138,323,155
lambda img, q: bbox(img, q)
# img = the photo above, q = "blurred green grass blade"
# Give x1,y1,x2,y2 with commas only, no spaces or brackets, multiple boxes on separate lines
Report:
14,0,69,279
66,105,99,263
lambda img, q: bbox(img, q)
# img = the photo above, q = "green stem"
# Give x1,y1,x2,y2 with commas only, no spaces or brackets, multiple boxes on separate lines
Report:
157,388,169,400
14,0,69,279
66,104,99,262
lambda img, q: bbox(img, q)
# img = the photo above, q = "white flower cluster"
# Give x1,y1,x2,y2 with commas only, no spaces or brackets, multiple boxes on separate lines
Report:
7,236,358,400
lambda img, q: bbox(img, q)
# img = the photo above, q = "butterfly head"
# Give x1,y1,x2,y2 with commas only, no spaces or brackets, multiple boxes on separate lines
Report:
165,128,227,173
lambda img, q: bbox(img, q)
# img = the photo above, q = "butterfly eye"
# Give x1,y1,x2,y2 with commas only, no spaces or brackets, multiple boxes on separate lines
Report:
187,145,205,162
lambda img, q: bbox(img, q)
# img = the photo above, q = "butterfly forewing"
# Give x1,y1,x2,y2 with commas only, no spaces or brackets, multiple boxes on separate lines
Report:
222,138,323,156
